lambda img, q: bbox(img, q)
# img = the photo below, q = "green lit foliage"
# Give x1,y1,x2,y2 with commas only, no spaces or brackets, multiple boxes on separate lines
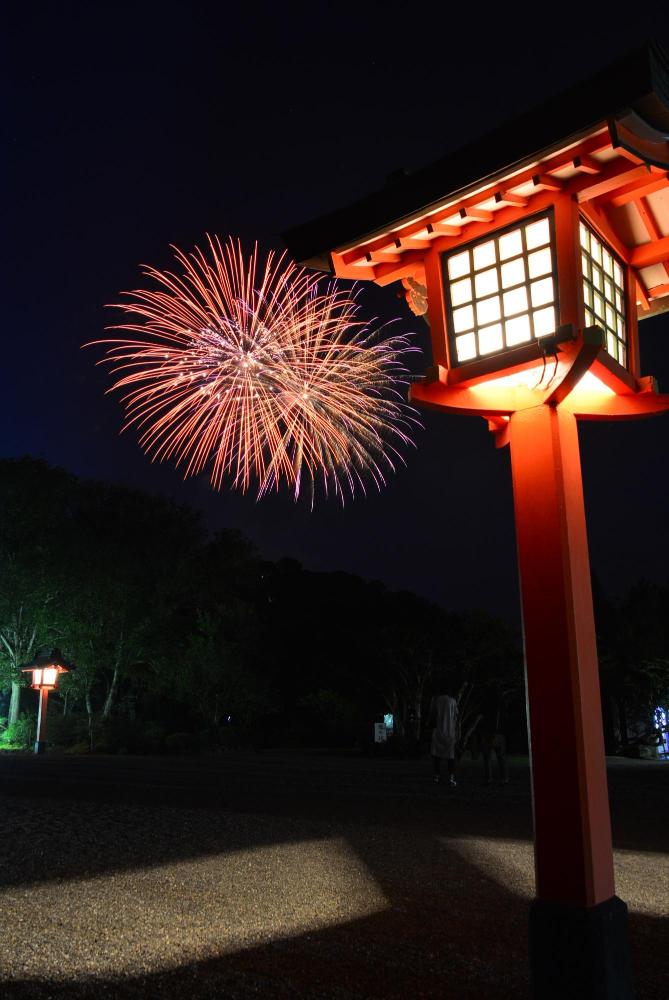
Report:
0,712,34,749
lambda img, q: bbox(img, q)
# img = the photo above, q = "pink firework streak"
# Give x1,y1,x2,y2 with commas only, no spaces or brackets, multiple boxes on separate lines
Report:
88,236,421,503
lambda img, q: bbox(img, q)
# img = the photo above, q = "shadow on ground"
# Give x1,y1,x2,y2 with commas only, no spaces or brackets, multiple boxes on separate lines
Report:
0,753,666,998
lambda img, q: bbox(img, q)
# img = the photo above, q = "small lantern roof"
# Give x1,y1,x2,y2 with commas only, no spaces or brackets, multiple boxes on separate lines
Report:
21,648,71,674
284,43,669,319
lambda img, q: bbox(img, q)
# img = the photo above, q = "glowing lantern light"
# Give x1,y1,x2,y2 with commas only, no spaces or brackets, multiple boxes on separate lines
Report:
654,706,669,758
21,649,70,754
284,43,669,1000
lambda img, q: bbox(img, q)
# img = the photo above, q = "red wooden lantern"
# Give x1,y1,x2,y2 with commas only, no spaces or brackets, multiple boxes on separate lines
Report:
284,43,669,999
21,649,69,754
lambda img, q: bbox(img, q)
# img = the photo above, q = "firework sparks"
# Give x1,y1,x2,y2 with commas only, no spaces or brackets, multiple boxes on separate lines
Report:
88,236,420,503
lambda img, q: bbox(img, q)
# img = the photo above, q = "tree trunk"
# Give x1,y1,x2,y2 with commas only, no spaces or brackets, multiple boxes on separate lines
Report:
102,665,119,720
617,697,629,746
86,689,94,750
412,693,422,741
8,681,21,726
102,630,124,720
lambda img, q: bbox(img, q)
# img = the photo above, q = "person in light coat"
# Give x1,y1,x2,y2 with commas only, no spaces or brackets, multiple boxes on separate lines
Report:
429,692,459,786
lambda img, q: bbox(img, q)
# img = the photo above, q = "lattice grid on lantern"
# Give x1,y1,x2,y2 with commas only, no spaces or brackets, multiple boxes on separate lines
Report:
444,214,558,365
579,221,627,368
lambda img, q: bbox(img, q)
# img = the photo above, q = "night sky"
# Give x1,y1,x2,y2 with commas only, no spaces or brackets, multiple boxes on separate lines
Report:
6,2,669,623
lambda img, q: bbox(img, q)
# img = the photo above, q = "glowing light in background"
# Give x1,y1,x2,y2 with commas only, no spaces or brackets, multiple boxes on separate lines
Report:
653,706,668,757
89,237,419,504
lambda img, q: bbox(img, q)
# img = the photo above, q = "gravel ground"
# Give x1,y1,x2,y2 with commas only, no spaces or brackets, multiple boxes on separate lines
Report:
0,751,666,999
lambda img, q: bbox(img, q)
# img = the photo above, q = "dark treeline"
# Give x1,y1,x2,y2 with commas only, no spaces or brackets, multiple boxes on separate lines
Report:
0,457,666,757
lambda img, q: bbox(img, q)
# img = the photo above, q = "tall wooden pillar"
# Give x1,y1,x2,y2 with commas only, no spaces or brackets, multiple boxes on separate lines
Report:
509,403,633,998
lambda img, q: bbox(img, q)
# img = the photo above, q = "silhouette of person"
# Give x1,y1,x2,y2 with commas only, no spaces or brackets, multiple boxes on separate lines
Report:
429,693,458,786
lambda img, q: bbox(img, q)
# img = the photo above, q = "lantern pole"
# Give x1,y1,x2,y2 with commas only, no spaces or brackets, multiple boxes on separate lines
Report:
34,688,49,755
508,403,633,996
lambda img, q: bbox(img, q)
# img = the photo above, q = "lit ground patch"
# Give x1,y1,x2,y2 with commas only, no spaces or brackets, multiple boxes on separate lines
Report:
443,838,669,917
614,849,669,918
1,837,387,982
442,837,535,899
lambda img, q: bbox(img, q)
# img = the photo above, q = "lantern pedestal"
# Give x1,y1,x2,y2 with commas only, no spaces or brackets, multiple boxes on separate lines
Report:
34,688,49,755
529,895,632,999
509,404,633,999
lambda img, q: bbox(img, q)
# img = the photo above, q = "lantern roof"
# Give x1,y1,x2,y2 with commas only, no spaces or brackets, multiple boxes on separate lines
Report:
283,43,669,318
21,648,71,673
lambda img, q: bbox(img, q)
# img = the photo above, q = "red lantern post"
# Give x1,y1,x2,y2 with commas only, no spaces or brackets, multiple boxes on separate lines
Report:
285,44,669,999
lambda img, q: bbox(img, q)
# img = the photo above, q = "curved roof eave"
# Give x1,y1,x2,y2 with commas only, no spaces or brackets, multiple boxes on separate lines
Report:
283,42,669,269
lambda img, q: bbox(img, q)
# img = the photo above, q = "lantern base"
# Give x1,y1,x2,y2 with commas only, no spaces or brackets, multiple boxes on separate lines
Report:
33,740,46,755
529,895,633,999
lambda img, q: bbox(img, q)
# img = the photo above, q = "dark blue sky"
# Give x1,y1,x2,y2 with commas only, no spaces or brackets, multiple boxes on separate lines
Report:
6,2,669,621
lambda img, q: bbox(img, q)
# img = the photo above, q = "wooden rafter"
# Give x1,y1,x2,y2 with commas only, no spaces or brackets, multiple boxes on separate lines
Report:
532,174,564,192
634,197,663,241
575,163,653,202
605,174,668,207
572,154,601,175
458,206,493,223
636,277,651,311
630,234,669,268
495,191,528,208
396,236,431,250
366,249,401,264
427,222,461,237
633,198,669,279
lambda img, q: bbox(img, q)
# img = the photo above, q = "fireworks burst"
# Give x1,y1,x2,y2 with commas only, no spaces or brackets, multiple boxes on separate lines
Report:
89,236,420,503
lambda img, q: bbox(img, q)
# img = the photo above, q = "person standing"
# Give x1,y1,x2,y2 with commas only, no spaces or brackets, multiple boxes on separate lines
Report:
429,692,458,786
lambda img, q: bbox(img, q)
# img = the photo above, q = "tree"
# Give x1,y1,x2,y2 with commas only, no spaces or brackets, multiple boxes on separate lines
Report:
365,591,449,742
163,603,272,728
597,581,669,749
0,459,76,723
438,610,523,758
60,478,202,727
